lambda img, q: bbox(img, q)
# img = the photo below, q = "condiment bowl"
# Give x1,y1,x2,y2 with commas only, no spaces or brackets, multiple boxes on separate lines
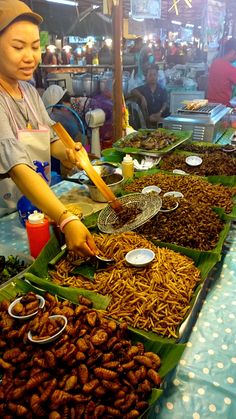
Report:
125,248,155,267
163,191,184,199
222,145,236,153
172,169,188,175
8,294,45,320
160,202,179,213
185,156,203,166
142,185,162,194
28,315,67,344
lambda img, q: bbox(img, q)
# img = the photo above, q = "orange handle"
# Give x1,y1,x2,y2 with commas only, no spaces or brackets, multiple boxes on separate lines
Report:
53,123,122,212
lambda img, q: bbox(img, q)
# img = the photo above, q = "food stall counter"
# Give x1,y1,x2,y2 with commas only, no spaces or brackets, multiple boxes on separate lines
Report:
0,130,235,419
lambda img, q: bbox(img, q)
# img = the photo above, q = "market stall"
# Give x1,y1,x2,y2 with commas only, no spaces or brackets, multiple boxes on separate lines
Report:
0,121,235,417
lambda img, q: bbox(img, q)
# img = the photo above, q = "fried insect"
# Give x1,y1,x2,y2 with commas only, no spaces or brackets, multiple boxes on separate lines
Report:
0,291,162,418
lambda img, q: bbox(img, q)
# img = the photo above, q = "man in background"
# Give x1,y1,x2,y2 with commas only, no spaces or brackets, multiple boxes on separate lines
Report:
207,38,236,106
131,65,168,127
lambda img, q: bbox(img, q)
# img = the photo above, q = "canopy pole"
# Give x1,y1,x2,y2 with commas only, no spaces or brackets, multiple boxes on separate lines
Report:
112,0,123,142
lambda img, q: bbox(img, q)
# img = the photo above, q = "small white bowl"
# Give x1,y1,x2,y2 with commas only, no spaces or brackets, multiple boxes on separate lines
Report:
185,156,203,166
142,185,162,194
28,315,67,344
125,248,155,267
173,169,188,175
8,294,45,320
222,146,236,153
160,202,179,213
163,191,184,199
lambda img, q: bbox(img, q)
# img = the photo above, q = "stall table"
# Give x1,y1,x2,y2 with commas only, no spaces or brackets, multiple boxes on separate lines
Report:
0,130,235,419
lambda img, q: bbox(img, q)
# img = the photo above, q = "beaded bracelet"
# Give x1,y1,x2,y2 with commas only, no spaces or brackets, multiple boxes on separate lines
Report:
57,209,69,226
60,215,79,232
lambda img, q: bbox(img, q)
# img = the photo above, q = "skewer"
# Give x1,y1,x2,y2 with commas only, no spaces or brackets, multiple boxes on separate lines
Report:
52,123,122,213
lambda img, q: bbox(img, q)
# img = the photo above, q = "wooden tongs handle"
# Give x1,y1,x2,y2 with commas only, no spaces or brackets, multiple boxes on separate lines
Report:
53,123,122,212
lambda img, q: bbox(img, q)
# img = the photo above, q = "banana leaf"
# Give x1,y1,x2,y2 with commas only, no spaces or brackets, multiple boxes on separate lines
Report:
71,263,96,280
83,212,100,229
151,220,231,276
0,276,46,302
113,129,192,156
24,273,110,310
0,274,182,414
127,326,185,378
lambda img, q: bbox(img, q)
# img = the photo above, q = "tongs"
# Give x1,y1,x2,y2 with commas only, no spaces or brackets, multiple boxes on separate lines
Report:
53,123,122,213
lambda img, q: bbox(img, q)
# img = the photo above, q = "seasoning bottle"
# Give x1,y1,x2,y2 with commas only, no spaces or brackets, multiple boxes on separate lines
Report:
25,211,50,258
121,154,134,180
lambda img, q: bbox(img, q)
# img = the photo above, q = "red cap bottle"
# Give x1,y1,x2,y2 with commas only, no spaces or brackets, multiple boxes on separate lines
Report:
26,211,50,258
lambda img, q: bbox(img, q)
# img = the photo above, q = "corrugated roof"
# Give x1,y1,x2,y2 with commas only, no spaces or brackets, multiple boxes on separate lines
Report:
27,0,234,36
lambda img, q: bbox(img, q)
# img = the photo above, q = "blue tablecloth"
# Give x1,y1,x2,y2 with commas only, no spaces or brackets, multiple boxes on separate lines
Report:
149,223,236,419
0,180,87,256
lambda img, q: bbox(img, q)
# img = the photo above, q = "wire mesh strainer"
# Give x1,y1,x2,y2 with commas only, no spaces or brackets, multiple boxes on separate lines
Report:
97,193,162,234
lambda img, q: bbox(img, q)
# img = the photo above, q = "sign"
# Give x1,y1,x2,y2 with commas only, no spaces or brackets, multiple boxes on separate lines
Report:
206,0,226,49
131,0,161,19
40,31,49,52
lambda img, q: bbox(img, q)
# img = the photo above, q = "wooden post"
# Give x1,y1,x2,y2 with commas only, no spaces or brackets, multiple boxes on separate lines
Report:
112,0,123,141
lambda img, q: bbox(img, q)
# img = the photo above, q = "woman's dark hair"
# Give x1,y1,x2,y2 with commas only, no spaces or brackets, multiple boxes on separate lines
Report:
144,64,159,77
58,91,71,104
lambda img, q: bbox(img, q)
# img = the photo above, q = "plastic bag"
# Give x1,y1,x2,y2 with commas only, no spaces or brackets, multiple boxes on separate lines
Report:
157,69,166,88
183,77,197,90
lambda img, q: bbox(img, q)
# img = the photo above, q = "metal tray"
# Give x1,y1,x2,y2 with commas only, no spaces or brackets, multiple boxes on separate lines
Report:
113,128,192,157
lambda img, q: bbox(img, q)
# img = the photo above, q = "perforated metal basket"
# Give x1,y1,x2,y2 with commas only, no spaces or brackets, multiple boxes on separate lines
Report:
97,193,162,234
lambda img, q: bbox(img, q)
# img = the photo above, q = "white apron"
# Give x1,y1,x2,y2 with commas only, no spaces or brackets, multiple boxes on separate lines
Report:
0,87,51,217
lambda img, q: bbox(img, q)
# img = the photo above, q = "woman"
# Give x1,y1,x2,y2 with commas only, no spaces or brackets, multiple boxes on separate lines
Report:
0,0,97,257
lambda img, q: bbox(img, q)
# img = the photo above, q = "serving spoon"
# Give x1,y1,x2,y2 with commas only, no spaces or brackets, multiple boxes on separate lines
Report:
61,244,114,264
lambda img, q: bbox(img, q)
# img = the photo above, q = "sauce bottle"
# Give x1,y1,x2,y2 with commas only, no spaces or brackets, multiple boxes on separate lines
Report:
25,211,50,258
121,154,134,180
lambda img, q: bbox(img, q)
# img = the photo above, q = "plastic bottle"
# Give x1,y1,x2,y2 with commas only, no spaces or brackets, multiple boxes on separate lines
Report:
17,196,39,227
25,211,50,259
17,161,49,226
121,154,134,180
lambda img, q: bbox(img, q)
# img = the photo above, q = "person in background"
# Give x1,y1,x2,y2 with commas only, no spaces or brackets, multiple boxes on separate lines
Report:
42,85,82,142
207,38,236,106
98,41,112,65
130,37,154,80
153,39,165,62
42,45,58,71
130,65,168,127
61,49,69,65
0,0,96,257
42,85,84,174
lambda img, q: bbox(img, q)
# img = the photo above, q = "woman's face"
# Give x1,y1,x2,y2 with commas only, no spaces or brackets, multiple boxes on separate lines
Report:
0,20,41,83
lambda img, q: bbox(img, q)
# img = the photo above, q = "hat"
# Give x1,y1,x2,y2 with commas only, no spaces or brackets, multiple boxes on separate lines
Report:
42,85,67,114
0,0,43,32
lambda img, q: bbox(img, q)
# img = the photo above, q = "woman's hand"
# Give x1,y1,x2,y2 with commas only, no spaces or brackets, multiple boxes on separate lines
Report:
63,218,97,257
66,143,90,171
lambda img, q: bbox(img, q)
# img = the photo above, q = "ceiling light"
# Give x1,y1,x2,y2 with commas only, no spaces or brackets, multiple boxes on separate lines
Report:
132,17,144,22
46,0,78,6
186,23,194,28
171,20,182,25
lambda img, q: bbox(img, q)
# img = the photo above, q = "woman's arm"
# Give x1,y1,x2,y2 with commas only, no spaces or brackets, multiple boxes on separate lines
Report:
9,164,97,257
